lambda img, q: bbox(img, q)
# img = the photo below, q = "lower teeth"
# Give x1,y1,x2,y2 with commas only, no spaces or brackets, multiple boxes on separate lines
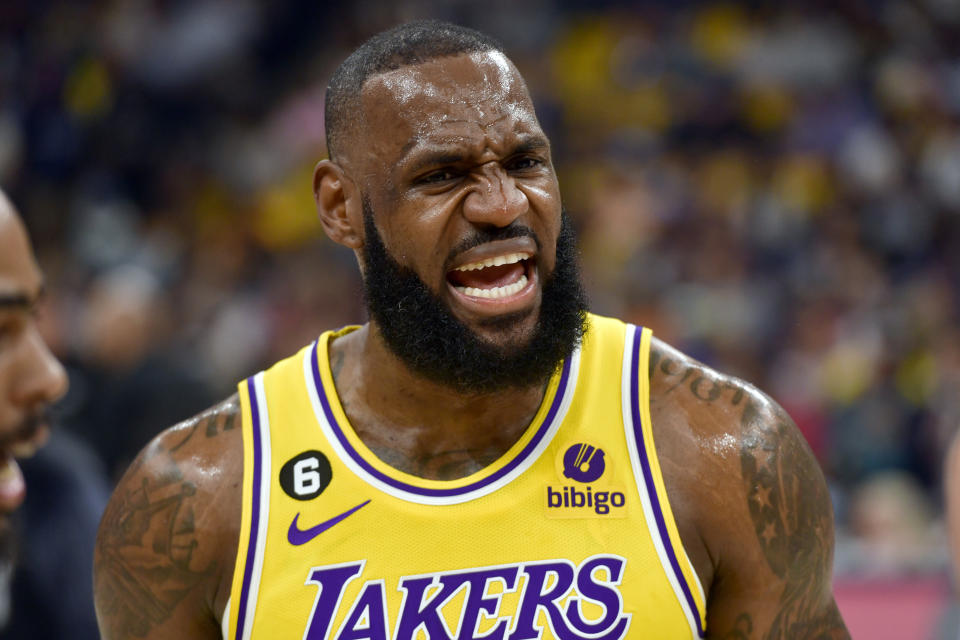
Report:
458,274,528,299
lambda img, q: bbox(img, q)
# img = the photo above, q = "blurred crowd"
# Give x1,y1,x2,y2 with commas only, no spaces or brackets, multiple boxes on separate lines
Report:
1,0,958,595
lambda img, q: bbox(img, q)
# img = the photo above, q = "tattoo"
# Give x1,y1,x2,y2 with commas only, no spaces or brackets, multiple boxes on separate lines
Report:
369,444,502,480
95,399,239,637
740,401,848,639
168,395,240,452
95,453,215,637
721,613,753,639
650,343,846,638
650,346,745,408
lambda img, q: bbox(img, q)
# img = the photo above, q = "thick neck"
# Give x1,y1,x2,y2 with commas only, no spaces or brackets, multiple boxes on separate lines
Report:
328,323,550,480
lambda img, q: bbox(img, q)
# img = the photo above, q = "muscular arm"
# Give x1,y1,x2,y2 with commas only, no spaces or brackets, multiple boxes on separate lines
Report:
648,340,849,639
93,395,243,639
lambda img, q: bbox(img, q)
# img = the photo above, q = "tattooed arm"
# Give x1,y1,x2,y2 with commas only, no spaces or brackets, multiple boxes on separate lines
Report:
648,339,849,640
93,395,243,639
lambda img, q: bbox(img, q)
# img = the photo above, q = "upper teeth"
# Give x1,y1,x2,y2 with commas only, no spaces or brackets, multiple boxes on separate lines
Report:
454,252,529,272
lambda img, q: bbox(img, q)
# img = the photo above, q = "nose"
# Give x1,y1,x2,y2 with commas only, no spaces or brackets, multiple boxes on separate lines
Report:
462,163,527,228
12,325,68,409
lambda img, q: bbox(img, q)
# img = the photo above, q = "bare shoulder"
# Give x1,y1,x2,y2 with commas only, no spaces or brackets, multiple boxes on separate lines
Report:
94,394,243,639
647,337,848,638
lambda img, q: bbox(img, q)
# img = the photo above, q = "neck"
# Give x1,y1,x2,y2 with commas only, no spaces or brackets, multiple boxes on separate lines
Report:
329,323,550,480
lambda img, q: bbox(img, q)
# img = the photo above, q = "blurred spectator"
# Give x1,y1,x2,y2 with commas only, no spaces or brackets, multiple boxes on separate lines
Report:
60,265,216,480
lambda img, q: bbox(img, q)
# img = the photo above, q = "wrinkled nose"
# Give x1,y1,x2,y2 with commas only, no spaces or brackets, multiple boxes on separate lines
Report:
462,163,527,228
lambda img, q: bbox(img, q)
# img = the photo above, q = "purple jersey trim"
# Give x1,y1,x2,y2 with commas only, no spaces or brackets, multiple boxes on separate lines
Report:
309,340,571,498
628,326,705,638
234,377,264,639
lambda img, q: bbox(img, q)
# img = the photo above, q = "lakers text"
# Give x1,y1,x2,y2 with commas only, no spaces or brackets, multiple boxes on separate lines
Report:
301,555,631,640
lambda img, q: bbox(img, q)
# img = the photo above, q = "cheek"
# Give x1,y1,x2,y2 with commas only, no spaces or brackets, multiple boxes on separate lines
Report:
385,203,455,264
522,179,560,205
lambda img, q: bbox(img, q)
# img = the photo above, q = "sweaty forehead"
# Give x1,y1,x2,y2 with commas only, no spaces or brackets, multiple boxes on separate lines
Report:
356,52,540,163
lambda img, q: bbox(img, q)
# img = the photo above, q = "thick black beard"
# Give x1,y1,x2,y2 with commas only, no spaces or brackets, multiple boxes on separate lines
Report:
361,201,588,394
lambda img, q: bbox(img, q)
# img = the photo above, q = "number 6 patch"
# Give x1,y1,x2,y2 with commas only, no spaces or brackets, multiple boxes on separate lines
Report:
279,450,333,500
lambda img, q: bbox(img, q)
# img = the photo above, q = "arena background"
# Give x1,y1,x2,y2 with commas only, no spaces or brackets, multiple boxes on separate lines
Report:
2,1,959,637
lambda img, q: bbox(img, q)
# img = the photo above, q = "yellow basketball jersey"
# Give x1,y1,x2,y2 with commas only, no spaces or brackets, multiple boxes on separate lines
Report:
224,314,706,639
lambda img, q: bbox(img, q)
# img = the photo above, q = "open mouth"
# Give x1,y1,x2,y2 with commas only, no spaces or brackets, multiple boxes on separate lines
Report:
447,251,535,300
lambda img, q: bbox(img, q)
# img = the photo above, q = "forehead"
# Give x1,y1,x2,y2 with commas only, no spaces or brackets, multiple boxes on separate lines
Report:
357,51,543,166
0,196,42,299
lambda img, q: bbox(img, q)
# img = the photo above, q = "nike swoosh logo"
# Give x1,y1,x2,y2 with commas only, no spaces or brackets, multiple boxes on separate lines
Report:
288,500,371,546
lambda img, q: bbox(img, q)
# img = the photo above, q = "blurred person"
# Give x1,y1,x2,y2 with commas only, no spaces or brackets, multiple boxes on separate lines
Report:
844,471,942,576
4,429,111,640
0,189,69,628
94,22,848,639
62,265,215,480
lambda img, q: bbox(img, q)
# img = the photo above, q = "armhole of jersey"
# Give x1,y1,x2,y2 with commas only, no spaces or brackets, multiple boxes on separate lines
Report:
622,325,708,639
220,598,230,639
225,373,272,640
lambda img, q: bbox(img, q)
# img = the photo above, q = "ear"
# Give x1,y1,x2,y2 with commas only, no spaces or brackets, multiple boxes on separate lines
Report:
314,159,363,249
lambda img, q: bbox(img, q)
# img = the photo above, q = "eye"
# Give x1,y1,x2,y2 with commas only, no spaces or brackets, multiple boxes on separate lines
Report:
417,169,460,185
507,156,543,172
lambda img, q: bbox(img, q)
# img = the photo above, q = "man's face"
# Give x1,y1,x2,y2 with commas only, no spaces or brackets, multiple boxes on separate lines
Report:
349,51,564,349
0,193,68,563
361,198,586,393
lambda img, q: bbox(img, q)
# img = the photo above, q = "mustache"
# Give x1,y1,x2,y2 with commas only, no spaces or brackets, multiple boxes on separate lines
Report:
0,409,50,452
445,223,540,267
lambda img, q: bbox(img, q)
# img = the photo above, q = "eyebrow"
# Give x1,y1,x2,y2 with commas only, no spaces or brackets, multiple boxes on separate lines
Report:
510,136,551,156
403,135,552,176
405,151,469,176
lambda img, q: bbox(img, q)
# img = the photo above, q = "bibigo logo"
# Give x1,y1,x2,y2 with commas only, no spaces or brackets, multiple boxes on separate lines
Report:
547,443,626,517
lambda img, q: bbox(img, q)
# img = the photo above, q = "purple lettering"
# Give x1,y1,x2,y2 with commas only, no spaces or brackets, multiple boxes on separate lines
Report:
547,487,563,508
593,492,609,515
565,556,630,639
301,556,630,640
570,487,586,508
337,580,389,640
395,576,459,639
303,561,365,640
509,561,575,640
441,566,519,640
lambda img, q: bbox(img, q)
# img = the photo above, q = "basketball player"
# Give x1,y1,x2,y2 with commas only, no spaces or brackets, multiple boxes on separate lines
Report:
93,21,849,639
0,189,69,625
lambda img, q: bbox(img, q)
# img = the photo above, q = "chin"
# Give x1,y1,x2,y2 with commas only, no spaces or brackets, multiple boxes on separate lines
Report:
470,307,539,345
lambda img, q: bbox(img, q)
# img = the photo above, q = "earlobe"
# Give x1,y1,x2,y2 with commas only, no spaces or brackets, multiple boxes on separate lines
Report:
314,159,363,249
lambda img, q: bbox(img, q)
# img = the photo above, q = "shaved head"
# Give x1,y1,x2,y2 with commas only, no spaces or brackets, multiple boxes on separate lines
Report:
324,20,504,163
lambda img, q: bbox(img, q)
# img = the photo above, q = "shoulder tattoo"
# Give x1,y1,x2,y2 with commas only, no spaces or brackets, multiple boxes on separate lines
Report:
94,397,241,637
739,400,846,639
649,345,847,638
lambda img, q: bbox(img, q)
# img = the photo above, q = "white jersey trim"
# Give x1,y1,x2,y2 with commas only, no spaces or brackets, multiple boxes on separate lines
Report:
235,373,272,640
621,325,705,639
